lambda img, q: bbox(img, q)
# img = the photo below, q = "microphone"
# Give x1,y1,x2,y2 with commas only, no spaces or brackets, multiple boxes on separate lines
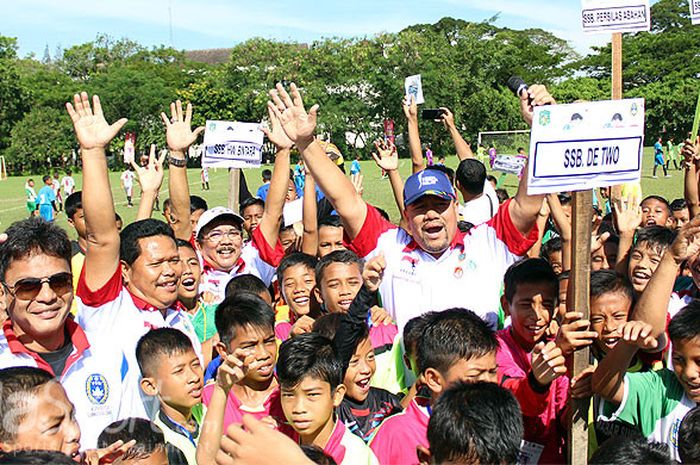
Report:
507,76,529,98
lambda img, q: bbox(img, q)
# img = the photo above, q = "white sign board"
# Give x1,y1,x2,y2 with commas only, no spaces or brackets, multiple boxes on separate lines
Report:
202,120,264,169
404,74,425,105
581,0,650,34
691,0,700,25
527,98,645,195
493,155,527,176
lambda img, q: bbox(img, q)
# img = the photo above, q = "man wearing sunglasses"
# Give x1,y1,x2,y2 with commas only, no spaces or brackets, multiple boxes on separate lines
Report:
65,92,201,418
0,219,140,449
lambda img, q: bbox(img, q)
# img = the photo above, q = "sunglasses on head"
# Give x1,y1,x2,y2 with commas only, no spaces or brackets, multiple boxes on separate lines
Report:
2,272,73,300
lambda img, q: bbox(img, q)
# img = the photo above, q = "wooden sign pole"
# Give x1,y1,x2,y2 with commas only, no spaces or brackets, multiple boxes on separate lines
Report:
228,168,240,213
568,31,623,465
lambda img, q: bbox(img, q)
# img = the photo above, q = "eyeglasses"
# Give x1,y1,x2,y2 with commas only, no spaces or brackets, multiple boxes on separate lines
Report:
204,229,242,243
2,272,73,300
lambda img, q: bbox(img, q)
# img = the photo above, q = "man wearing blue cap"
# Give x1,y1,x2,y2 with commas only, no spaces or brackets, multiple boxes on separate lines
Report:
266,82,554,332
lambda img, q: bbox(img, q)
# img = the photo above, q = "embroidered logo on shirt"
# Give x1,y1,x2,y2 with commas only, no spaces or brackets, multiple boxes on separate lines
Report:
85,374,109,405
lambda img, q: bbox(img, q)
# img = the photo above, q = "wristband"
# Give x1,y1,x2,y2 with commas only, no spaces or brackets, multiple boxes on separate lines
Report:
168,155,187,168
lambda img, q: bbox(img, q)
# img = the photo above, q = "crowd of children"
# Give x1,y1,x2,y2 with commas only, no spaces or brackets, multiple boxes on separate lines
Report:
1,81,700,465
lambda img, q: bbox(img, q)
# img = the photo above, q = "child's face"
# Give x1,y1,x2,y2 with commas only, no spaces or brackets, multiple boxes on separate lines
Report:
119,448,169,465
641,199,671,227
314,262,362,313
280,377,345,441
286,179,298,202
280,228,298,253
2,382,81,459
343,337,376,402
436,351,498,393
317,226,345,258
590,292,632,354
242,204,264,236
547,250,563,275
503,282,557,350
591,241,618,272
223,324,277,383
671,336,700,403
673,208,690,229
190,208,206,233
627,242,663,294
146,349,203,410
67,207,87,239
281,264,315,317
177,246,201,302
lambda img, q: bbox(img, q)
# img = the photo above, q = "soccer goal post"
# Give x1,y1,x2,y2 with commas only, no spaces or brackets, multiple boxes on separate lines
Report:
0,156,7,180
478,130,531,155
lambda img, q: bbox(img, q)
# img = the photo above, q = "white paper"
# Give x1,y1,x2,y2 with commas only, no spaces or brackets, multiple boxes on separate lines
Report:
581,0,651,34
527,98,645,195
202,120,264,169
283,198,303,227
691,0,700,25
404,74,425,105
492,155,527,176
517,440,545,465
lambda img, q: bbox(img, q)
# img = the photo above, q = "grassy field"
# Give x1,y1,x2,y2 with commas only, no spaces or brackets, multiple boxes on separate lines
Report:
0,147,683,238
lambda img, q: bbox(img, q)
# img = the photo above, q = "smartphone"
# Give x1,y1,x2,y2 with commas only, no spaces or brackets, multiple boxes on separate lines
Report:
421,108,445,121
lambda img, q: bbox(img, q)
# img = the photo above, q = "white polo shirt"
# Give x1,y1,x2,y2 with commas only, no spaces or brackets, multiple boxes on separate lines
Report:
348,199,537,333
0,319,139,450
198,226,279,303
458,180,499,226
76,268,202,419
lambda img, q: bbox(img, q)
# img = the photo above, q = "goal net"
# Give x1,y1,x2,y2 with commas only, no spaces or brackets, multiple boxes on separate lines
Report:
478,130,531,157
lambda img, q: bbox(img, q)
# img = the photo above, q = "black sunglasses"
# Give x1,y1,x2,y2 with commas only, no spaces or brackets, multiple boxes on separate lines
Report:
2,272,73,300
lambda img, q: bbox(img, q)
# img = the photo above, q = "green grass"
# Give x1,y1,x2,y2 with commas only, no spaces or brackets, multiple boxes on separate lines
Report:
0,147,683,236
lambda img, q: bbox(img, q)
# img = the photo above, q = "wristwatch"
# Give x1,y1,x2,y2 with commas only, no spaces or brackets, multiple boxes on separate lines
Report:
168,155,187,167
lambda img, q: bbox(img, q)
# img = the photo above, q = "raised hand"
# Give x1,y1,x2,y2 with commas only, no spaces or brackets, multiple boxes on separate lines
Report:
614,194,642,235
520,84,555,128
82,439,136,465
371,139,399,172
619,321,658,350
531,340,567,386
439,107,456,130
362,253,386,292
290,315,315,337
669,215,700,264
131,144,166,194
351,172,364,196
570,365,596,399
160,100,204,153
554,311,598,356
268,83,318,145
681,136,700,166
370,305,393,326
263,102,293,150
402,95,418,123
66,92,127,150
216,349,259,393
591,231,611,256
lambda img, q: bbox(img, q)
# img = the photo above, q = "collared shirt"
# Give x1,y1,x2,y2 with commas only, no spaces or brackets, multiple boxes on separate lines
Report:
323,420,379,465
348,200,538,333
0,319,137,450
369,397,430,465
76,267,202,418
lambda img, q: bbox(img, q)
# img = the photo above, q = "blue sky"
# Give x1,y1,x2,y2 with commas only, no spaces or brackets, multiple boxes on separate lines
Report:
1,0,645,58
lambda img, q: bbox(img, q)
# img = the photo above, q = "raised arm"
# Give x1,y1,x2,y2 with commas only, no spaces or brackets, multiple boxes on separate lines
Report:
507,85,555,236
683,136,700,218
547,194,572,271
440,107,474,161
403,96,424,174
162,100,205,240
65,92,126,291
132,145,166,221
613,195,642,276
301,170,319,256
269,83,368,239
371,140,404,218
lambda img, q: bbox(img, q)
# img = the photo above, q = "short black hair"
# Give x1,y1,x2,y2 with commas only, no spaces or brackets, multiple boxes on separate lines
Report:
668,300,700,345
97,418,166,461
240,196,264,213
318,215,342,229
175,237,195,252
428,381,523,465
300,445,338,465
417,308,498,375
225,273,271,301
375,207,391,222
0,450,77,465
312,313,369,349
42,175,50,183
119,219,176,265
590,270,635,304
277,252,318,284
426,165,455,185
634,226,677,256
136,328,196,378
403,312,436,359
503,258,558,304
589,436,671,464
540,236,562,261
455,159,486,196
64,191,82,219
0,218,71,282
495,188,509,203
0,367,55,443
641,195,672,215
671,198,687,212
190,195,208,213
215,292,275,347
315,249,363,286
679,406,700,463
486,174,497,184
262,169,272,181
277,332,343,390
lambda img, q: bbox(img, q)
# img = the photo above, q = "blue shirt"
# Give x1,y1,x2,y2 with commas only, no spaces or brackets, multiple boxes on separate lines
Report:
37,185,56,221
350,159,361,175
256,183,270,202
654,141,663,156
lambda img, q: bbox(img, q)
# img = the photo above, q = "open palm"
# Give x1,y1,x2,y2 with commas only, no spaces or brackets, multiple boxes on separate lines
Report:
269,83,318,143
160,100,204,152
263,103,293,150
372,139,399,171
66,92,127,150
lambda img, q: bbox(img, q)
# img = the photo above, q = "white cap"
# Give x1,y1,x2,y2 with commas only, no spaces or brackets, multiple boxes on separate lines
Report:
195,207,244,239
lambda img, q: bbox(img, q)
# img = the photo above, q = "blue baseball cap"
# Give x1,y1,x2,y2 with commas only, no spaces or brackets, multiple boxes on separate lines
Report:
403,170,457,207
